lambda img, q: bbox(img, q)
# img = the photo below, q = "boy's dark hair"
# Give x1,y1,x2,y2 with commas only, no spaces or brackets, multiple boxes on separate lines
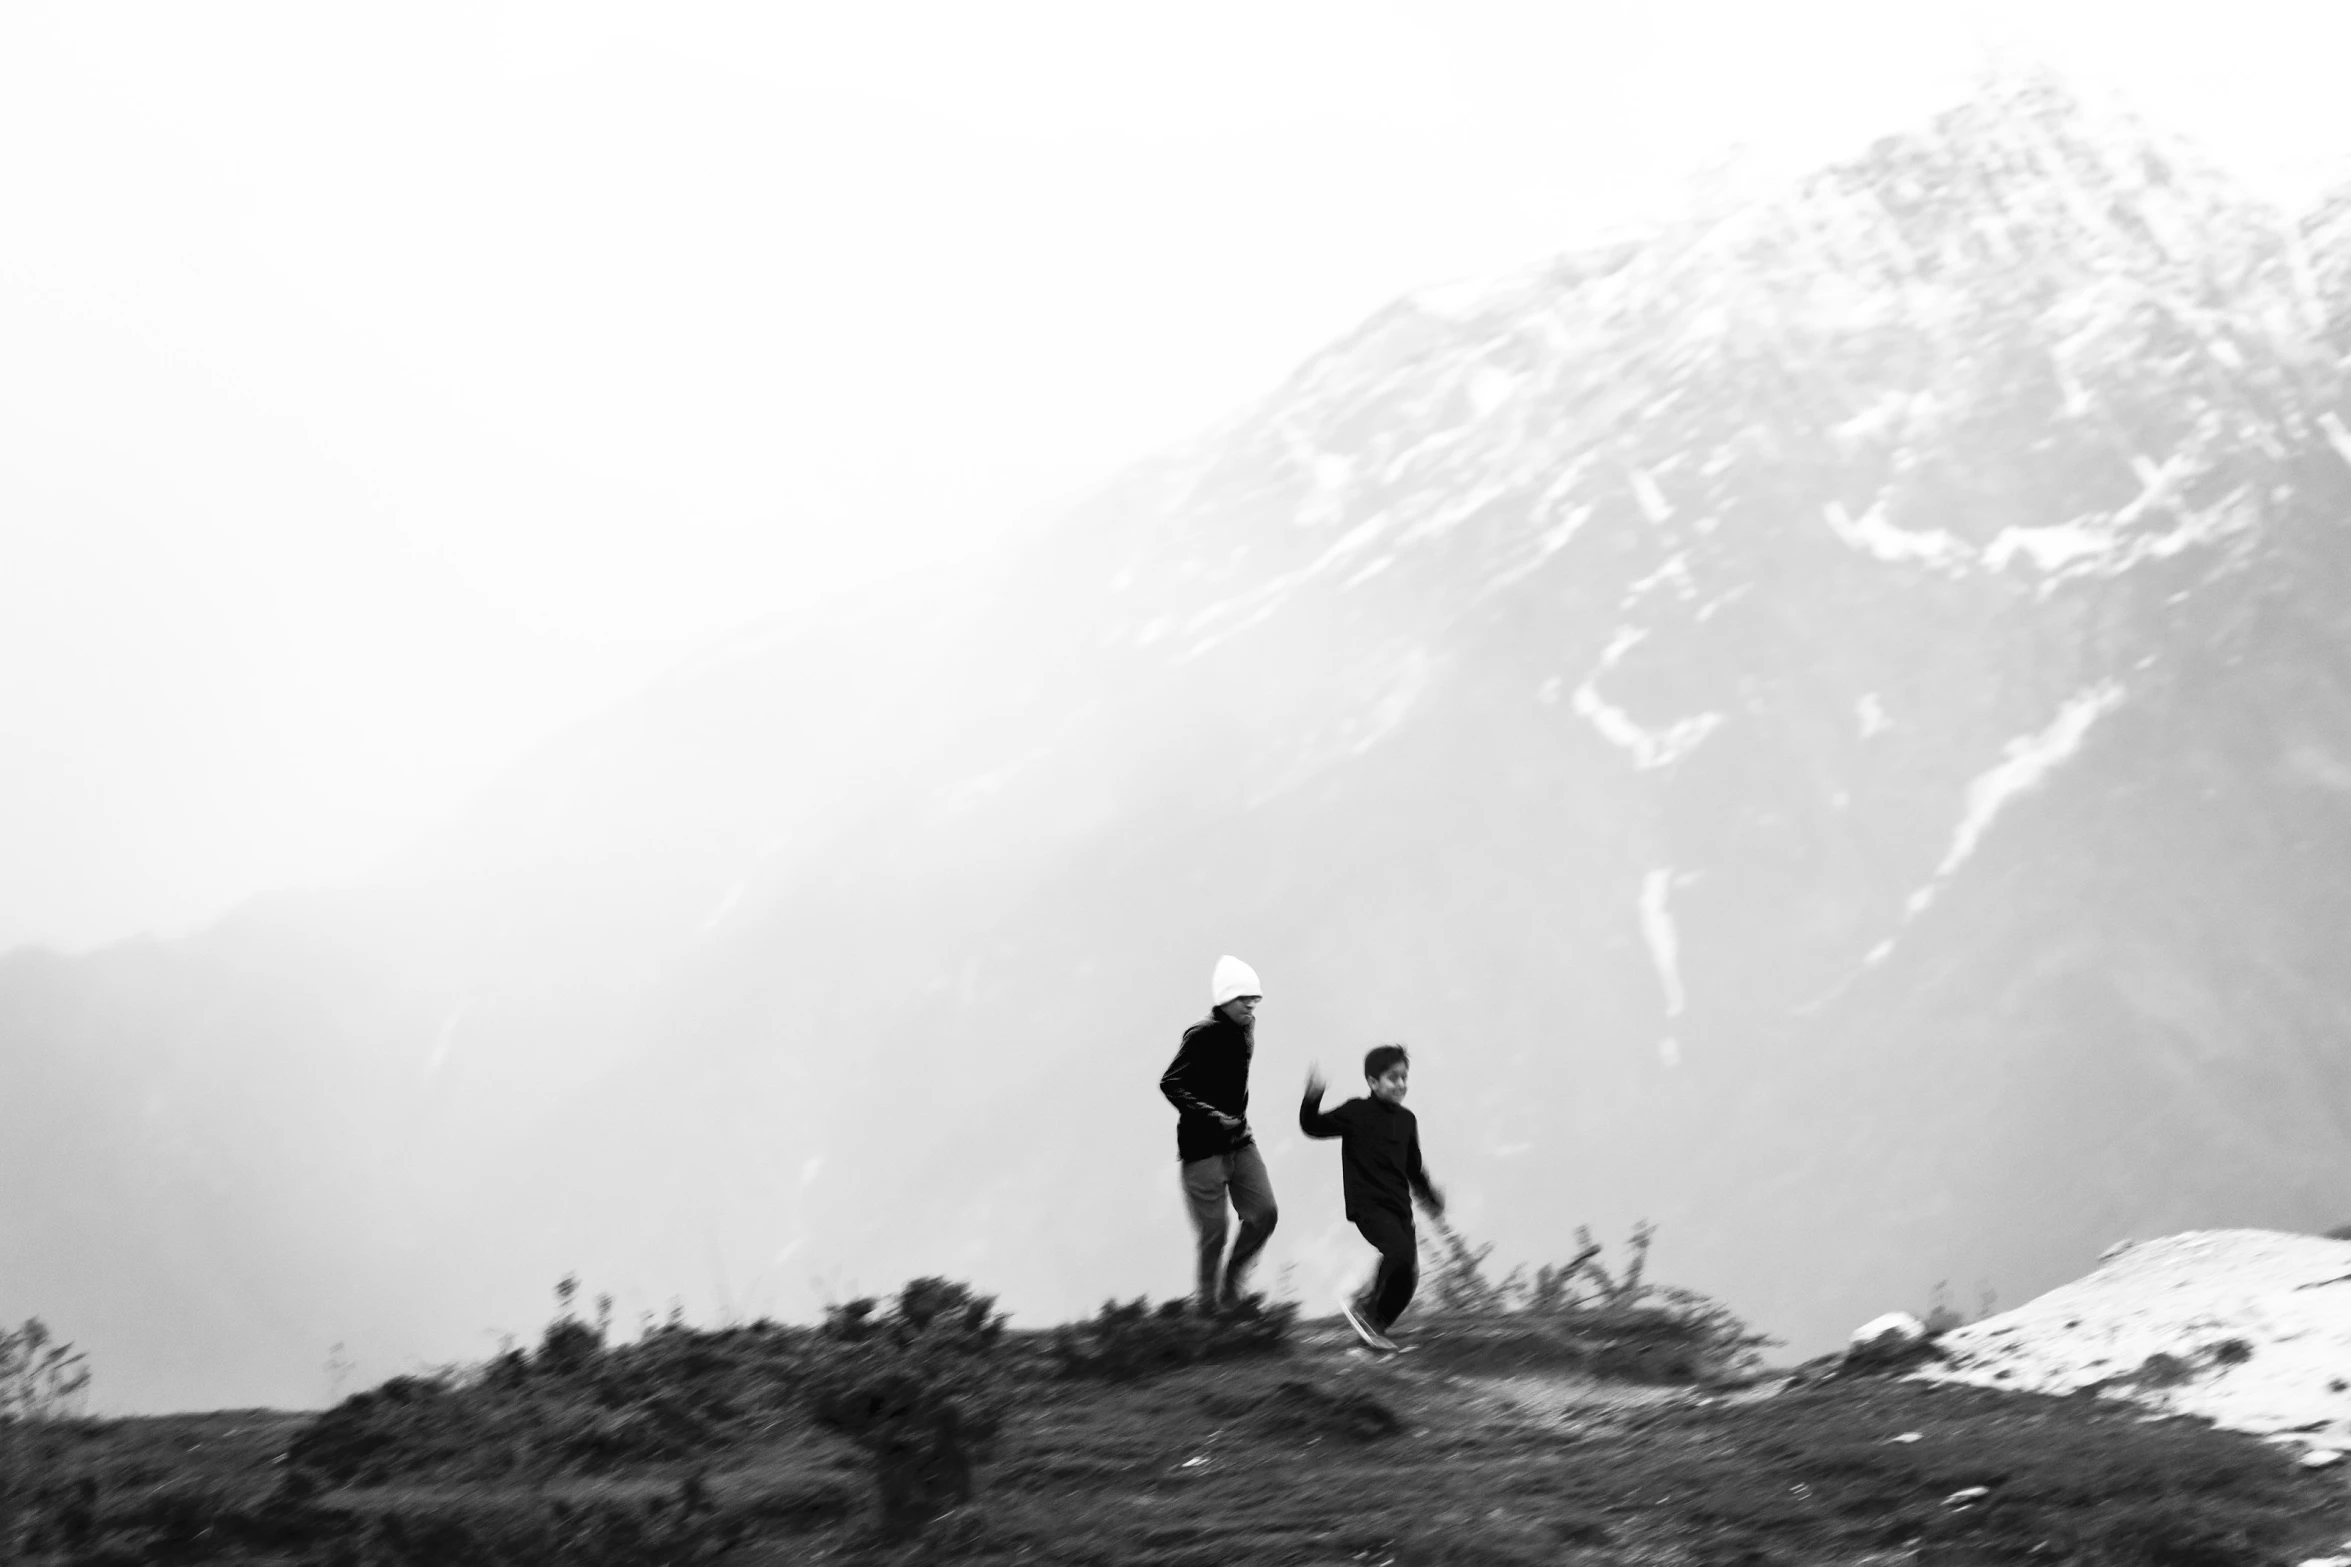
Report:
1363,1044,1410,1080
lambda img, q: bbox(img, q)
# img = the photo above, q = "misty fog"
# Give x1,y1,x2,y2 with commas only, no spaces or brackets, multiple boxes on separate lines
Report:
8,5,2351,1416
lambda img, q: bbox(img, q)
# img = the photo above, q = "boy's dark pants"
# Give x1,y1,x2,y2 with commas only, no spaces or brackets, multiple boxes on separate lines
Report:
1180,1145,1278,1308
1353,1207,1419,1331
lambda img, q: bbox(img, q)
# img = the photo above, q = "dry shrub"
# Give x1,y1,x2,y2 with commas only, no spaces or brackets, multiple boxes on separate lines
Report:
1050,1295,1297,1382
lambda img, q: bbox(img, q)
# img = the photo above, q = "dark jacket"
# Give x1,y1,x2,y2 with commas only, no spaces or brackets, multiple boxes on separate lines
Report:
1300,1088,1435,1222
1160,1013,1255,1161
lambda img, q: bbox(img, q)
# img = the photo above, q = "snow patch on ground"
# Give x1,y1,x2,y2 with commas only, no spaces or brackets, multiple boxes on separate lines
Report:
1638,869,1686,1020
1178,511,1396,658
1292,447,1355,530
1630,469,1674,524
1346,651,1431,756
1910,681,2123,910
2323,412,2351,474
1640,869,1691,1069
1829,390,1930,449
1983,520,2116,573
1466,364,1519,420
1571,628,1724,770
1622,551,1693,609
1695,583,1748,622
1403,480,1510,545
1916,1230,2351,1457
1573,690,1722,771
1979,454,2254,586
1823,500,1968,569
1481,462,1593,593
1539,507,1590,554
1860,681,2122,966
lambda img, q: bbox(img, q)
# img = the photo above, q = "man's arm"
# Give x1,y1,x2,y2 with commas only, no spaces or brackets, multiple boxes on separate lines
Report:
1299,1066,1346,1139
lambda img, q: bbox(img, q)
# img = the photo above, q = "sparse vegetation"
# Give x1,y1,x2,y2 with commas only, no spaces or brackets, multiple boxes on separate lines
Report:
0,1320,91,1426
1049,1294,1297,1382
279,1275,1029,1544
7,1279,2351,1564
1417,1218,1778,1383
289,1307,801,1486
1920,1277,1999,1337
0,1318,92,1558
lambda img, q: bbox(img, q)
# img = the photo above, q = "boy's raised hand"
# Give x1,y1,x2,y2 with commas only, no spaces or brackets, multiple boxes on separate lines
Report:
1303,1064,1327,1101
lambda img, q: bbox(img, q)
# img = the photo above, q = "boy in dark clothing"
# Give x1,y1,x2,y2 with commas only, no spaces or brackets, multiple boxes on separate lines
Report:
1300,1044,1443,1351
1160,955,1278,1315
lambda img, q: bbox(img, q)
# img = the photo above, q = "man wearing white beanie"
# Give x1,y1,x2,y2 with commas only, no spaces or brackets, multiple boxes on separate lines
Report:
1159,955,1278,1316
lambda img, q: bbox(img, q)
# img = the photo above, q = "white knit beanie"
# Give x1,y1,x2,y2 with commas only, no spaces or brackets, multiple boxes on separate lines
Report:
1210,954,1263,1008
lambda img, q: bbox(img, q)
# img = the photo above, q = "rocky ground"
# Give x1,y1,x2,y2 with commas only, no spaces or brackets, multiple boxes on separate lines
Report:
12,1311,2351,1566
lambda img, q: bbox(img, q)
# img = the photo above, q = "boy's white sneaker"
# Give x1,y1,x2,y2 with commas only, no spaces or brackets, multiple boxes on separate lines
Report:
1338,1296,1399,1354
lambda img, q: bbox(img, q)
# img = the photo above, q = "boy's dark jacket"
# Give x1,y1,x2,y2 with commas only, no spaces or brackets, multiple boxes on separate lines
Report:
1300,1088,1435,1221
1160,1013,1255,1161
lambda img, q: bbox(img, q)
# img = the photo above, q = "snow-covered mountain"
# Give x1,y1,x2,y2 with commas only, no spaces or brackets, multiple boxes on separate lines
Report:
11,78,2351,1411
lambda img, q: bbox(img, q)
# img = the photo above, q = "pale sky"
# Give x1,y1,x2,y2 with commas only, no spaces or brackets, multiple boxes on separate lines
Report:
4,0,2347,953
